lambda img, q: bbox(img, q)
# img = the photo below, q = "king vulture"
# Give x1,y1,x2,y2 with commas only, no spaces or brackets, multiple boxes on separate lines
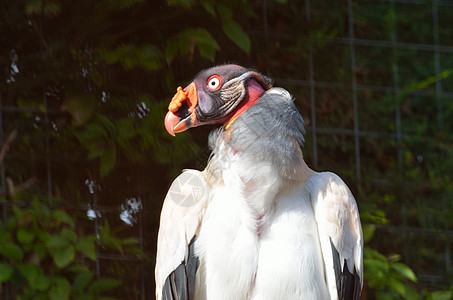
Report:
155,64,363,300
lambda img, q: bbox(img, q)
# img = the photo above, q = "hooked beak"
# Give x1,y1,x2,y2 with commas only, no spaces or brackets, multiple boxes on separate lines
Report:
164,82,198,136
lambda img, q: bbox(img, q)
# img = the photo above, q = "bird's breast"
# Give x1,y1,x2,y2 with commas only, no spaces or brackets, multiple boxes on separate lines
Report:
193,164,328,300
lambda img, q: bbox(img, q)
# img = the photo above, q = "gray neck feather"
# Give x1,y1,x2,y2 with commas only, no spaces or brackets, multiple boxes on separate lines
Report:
208,87,306,183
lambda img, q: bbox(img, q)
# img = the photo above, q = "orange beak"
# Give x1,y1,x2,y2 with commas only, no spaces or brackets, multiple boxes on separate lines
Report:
164,83,199,136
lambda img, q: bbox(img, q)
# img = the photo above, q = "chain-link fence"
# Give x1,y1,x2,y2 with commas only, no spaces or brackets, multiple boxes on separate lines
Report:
1,0,452,298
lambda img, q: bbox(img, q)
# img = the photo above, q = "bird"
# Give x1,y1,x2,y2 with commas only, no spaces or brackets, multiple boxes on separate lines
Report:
155,64,363,300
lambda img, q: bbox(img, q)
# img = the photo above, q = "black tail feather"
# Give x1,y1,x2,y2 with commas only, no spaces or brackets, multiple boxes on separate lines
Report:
162,237,199,300
331,238,361,300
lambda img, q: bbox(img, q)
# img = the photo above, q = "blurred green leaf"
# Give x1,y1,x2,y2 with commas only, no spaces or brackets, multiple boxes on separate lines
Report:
105,0,145,9
88,278,121,294
52,210,76,228
391,262,417,283
100,45,162,70
46,235,70,248
166,28,220,63
200,0,216,16
18,263,51,291
0,230,13,242
73,272,94,293
62,96,96,126
165,39,179,64
431,291,453,300
222,19,251,54
33,243,47,260
51,245,75,268
17,228,35,244
49,277,71,300
25,0,62,16
362,224,375,244
60,228,78,244
167,0,194,7
0,242,23,261
77,236,97,261
0,263,13,283
217,3,232,20
100,147,116,177
99,221,123,254
121,237,139,245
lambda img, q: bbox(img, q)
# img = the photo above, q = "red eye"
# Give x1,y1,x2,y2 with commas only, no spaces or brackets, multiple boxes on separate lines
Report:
207,75,221,91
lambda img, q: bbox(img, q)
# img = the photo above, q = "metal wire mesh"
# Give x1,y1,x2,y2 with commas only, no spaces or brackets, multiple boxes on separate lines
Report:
1,0,452,298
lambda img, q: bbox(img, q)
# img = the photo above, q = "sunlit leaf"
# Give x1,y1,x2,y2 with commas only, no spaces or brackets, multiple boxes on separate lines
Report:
362,224,375,243
391,262,417,282
364,258,388,282
364,247,388,261
388,277,406,297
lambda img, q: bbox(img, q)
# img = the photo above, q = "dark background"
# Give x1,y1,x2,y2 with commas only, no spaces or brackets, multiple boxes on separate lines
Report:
1,0,453,299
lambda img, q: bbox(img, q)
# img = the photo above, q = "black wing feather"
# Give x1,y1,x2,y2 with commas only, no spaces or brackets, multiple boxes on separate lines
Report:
331,238,361,300
162,236,199,300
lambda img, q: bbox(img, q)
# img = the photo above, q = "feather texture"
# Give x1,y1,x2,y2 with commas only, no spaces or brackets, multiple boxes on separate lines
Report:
156,83,363,299
155,170,209,300
309,172,363,300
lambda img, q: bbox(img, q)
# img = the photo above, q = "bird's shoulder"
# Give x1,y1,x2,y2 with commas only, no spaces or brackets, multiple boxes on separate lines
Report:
308,171,362,245
308,171,363,286
155,169,210,300
310,171,355,205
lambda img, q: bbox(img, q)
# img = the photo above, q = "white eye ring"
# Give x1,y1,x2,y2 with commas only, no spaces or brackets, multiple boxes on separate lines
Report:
207,76,221,90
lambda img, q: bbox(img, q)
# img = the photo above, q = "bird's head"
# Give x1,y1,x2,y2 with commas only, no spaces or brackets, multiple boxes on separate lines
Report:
164,65,272,136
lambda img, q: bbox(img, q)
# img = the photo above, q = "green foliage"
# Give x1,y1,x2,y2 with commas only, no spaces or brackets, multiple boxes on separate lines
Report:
364,247,419,299
25,0,62,16
0,198,142,299
2,0,453,298
100,45,163,71
222,19,251,54
165,28,220,63
429,290,453,300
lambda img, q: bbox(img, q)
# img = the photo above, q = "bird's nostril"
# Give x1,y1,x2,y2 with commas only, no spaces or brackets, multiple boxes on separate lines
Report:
175,102,190,119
